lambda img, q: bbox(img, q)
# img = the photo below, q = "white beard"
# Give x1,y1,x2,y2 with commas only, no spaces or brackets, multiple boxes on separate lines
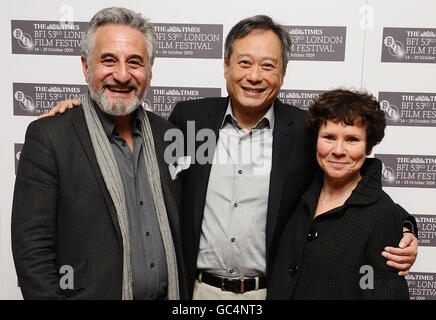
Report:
89,86,142,116
87,70,148,116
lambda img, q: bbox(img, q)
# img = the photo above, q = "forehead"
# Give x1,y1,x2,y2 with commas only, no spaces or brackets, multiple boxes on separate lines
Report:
321,119,367,134
93,24,148,57
231,29,283,61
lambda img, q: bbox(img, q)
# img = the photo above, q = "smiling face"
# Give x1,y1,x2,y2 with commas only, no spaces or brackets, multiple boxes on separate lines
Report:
316,120,370,185
82,24,151,116
224,29,286,117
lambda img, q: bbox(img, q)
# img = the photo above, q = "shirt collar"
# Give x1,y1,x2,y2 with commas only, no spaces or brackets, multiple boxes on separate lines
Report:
221,99,275,130
93,102,142,138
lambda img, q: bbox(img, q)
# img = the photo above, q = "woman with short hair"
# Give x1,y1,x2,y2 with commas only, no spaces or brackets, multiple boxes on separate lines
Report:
267,89,410,300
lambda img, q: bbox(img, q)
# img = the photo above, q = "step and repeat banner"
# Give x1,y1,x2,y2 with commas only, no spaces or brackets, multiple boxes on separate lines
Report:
1,0,435,299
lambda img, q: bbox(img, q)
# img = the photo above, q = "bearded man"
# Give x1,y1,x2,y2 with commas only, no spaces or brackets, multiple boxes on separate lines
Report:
11,7,187,300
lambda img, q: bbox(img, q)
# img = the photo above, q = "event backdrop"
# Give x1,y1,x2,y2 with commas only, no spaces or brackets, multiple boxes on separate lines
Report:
1,0,435,299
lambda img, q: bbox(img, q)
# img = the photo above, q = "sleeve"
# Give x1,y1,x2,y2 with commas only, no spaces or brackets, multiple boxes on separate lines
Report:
11,120,63,299
397,204,418,238
363,203,410,300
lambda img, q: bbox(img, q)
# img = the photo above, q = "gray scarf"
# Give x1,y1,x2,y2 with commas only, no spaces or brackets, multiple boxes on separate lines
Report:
82,92,179,300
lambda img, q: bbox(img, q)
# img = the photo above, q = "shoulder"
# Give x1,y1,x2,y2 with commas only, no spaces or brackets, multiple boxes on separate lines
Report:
26,106,83,136
274,99,308,122
172,97,227,116
364,191,405,226
146,110,179,130
176,96,226,108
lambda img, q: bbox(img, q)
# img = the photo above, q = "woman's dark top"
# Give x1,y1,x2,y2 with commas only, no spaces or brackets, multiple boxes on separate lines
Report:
267,158,410,300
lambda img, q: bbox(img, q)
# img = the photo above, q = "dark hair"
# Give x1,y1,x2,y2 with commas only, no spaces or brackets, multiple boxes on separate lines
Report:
224,15,291,70
305,89,386,153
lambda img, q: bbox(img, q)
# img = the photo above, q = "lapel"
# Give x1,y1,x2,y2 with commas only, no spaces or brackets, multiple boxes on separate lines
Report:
69,107,123,247
265,99,297,255
192,97,229,244
147,112,181,233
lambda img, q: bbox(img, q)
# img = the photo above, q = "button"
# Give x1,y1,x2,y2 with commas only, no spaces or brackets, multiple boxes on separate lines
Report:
139,201,144,206
150,263,155,268
289,264,298,276
233,203,239,208
238,170,243,174
307,229,318,241
231,237,236,243
229,269,234,274
146,232,150,237
122,142,127,147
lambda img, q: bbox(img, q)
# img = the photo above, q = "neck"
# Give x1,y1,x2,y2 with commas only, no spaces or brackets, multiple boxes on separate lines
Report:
111,114,134,151
111,114,132,132
321,173,362,199
231,102,271,130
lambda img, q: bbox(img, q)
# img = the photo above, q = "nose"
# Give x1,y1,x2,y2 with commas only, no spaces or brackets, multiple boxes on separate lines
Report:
113,62,131,84
332,140,346,157
246,65,262,83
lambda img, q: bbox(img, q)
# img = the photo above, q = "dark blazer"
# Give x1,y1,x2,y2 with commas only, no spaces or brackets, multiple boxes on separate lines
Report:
12,106,188,300
168,97,317,296
267,158,410,300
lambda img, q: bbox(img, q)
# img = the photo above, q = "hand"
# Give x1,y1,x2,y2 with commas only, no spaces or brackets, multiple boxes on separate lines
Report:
382,228,418,276
38,99,82,119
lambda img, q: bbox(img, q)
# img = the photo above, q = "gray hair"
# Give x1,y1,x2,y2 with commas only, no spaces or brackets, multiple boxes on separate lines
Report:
224,15,291,70
81,7,157,69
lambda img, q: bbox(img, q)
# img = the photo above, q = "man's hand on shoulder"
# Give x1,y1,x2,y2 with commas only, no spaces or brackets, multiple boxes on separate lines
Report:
38,99,82,119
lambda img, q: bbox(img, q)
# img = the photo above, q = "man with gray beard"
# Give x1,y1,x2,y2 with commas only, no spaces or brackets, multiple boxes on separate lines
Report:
11,7,188,300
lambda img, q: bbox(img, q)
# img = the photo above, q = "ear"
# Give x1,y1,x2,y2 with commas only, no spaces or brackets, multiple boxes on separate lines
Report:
224,58,230,80
280,66,287,86
147,70,152,89
81,56,90,83
366,147,373,156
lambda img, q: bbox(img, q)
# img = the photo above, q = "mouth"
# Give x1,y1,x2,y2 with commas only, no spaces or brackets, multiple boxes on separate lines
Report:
106,86,135,94
241,86,266,94
328,161,349,168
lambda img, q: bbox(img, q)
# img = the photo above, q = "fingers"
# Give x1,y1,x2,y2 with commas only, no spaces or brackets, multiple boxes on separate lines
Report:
382,236,418,276
382,249,413,264
399,230,415,248
37,99,80,119
398,270,410,277
384,235,418,257
59,99,80,113
71,99,81,106
38,106,59,119
37,112,51,119
57,103,68,113
383,251,412,274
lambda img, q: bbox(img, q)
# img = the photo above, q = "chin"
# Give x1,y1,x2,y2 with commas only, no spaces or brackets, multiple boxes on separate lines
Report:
325,169,348,180
241,99,269,110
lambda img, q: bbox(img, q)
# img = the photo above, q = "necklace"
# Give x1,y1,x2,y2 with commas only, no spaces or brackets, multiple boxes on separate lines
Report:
319,190,351,204
319,176,361,205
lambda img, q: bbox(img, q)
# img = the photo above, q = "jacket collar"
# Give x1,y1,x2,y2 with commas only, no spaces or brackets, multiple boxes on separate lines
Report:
302,158,384,216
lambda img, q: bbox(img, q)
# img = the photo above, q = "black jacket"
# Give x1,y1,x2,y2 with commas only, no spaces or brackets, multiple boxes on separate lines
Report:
267,158,410,300
168,97,317,297
12,107,188,299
